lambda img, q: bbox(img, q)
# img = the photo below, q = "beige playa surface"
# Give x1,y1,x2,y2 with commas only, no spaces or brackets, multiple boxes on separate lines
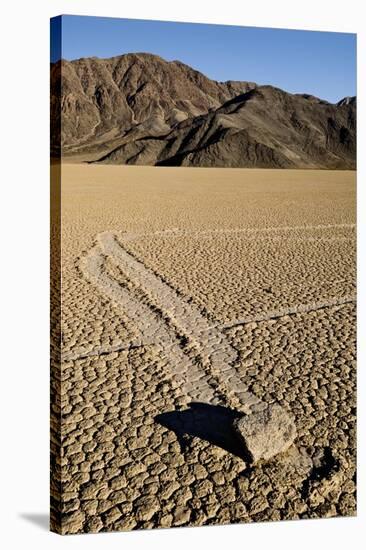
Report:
53,164,356,533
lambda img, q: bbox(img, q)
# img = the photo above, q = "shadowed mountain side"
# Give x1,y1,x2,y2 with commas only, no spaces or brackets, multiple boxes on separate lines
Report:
95,86,356,169
50,52,255,155
51,53,356,169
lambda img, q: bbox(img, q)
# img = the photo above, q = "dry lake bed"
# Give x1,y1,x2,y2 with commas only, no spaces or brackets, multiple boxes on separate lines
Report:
52,164,356,534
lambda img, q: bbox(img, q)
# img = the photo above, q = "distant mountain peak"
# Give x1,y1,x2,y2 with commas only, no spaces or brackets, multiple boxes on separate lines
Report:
337,96,356,107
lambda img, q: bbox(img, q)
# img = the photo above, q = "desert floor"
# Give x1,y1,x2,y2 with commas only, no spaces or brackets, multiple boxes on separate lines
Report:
52,164,356,534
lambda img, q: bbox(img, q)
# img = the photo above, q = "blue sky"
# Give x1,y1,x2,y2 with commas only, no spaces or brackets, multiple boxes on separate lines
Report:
51,15,356,103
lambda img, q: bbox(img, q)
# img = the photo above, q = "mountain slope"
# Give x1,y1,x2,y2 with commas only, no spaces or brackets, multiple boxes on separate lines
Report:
51,53,255,155
51,53,356,169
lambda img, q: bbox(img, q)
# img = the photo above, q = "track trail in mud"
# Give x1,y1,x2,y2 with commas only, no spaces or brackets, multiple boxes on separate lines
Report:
73,225,355,414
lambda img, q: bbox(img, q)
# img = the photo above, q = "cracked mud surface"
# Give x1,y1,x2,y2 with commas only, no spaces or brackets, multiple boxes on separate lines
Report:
51,165,356,534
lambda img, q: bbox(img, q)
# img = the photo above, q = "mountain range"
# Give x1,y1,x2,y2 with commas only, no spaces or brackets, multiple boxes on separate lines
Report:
51,52,356,169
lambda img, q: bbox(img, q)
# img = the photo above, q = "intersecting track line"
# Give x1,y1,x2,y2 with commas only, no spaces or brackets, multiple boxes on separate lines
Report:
62,293,356,363
124,223,356,240
221,295,356,329
61,341,147,363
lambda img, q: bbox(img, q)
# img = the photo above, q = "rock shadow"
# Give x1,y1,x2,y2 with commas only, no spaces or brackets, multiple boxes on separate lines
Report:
156,402,249,461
